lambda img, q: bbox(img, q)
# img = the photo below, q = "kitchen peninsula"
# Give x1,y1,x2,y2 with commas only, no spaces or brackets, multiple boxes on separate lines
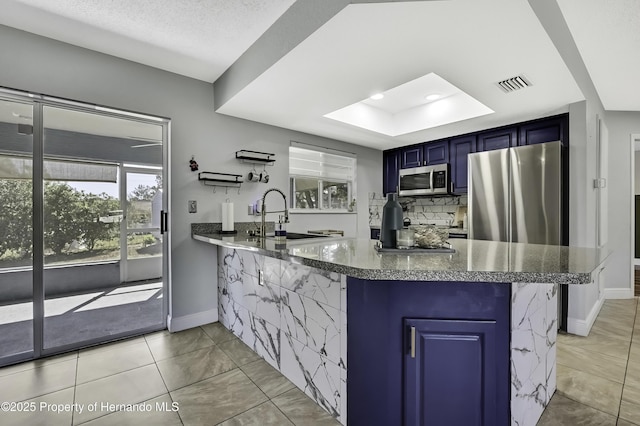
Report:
193,226,607,426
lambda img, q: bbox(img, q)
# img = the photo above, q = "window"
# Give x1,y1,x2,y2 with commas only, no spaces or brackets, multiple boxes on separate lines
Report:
289,144,356,211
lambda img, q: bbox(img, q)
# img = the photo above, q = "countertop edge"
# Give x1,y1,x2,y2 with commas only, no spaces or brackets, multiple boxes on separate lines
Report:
192,233,595,285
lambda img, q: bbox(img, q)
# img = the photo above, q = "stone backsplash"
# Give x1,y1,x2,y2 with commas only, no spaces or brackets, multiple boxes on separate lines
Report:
368,192,468,227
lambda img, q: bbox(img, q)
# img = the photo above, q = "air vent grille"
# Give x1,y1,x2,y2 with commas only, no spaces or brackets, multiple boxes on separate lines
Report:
496,75,532,93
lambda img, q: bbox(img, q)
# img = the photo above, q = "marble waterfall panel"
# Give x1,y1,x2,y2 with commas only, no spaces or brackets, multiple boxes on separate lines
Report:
217,247,346,424
510,283,557,426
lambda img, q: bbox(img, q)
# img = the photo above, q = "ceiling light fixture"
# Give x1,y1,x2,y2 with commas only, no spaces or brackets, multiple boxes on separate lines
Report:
369,93,384,100
425,94,440,101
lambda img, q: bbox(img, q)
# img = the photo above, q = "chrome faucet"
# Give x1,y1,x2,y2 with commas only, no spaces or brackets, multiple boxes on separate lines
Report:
261,188,289,237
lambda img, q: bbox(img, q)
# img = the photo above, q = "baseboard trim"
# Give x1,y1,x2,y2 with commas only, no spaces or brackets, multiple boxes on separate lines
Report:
167,308,218,332
604,288,635,299
566,296,604,336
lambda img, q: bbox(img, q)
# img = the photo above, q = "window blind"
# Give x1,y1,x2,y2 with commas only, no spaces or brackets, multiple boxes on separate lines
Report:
289,146,355,180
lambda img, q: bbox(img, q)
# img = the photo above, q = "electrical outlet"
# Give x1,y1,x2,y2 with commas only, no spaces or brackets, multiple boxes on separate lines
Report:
188,200,197,213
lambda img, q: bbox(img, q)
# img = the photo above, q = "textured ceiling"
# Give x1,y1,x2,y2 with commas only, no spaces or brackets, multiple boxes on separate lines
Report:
0,0,296,82
557,0,640,111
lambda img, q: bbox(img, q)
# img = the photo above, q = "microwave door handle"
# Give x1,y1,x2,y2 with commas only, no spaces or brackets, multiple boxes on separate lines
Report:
429,171,434,193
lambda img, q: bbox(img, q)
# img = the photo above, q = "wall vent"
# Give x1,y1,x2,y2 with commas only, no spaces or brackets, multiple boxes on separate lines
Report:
496,75,532,93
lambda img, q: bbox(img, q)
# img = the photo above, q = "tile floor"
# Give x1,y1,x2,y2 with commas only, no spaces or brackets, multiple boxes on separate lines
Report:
1,299,638,425
0,322,340,425
539,298,640,425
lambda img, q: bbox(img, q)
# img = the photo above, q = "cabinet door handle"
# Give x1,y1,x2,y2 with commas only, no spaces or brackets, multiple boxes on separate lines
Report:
410,326,416,358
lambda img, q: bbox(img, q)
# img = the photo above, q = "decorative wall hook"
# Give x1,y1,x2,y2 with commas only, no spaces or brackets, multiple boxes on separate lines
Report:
189,156,199,171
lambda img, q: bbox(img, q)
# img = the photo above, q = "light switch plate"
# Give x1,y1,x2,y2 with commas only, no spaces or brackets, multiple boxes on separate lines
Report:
188,200,197,213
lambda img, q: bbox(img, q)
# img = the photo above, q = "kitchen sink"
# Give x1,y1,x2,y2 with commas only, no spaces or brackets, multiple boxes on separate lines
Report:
284,232,329,240
266,232,329,240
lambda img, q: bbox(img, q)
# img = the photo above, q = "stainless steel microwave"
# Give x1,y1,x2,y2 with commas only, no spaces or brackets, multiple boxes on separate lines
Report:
398,163,451,196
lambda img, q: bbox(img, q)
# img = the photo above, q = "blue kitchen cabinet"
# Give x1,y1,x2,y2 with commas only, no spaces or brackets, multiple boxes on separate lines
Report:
518,114,568,146
383,149,400,195
348,279,510,426
449,135,476,194
423,140,449,165
404,318,500,426
401,145,423,169
477,127,517,151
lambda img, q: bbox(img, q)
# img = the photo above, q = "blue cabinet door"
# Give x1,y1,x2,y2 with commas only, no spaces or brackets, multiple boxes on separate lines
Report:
477,127,517,151
401,146,423,169
383,149,400,195
404,318,499,426
518,115,567,146
449,135,476,194
424,140,449,165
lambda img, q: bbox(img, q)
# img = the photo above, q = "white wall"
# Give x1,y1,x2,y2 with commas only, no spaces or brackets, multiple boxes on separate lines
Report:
0,24,382,329
601,113,640,298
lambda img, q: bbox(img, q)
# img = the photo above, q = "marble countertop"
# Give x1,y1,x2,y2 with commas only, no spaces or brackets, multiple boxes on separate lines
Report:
193,232,607,284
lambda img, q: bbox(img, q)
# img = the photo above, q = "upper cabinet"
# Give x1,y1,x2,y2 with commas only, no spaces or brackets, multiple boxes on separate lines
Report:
423,140,449,165
381,114,568,197
477,127,517,151
400,145,423,169
449,135,476,194
518,116,567,146
383,149,400,195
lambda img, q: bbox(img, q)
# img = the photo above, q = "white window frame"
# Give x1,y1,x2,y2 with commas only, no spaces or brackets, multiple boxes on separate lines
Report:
289,142,357,213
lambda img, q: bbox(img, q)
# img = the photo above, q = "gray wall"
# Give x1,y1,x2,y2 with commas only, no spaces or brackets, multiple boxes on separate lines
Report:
0,24,382,325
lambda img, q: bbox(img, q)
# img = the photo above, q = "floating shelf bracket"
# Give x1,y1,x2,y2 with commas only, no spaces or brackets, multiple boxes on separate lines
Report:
235,150,276,165
198,171,243,194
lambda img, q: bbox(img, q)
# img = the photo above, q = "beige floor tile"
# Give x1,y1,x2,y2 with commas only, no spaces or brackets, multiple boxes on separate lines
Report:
1,387,75,426
218,337,260,367
146,327,214,361
617,419,639,426
144,330,170,341
73,364,167,425
623,380,640,404
200,322,236,344
620,400,640,425
0,352,78,378
556,344,627,384
170,368,267,425
556,364,623,416
76,341,155,384
557,331,631,360
78,336,146,357
271,388,340,426
537,393,616,426
240,359,295,398
218,401,294,426
80,394,182,426
0,358,77,402
590,317,634,342
156,345,236,391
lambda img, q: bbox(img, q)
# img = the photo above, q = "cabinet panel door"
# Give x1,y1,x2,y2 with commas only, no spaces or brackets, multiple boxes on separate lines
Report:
401,146,423,169
449,135,476,194
424,140,449,165
477,127,517,151
404,318,498,426
383,149,400,195
518,116,566,146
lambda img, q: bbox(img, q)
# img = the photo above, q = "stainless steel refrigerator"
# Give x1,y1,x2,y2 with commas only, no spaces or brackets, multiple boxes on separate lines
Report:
468,141,561,245
468,141,565,328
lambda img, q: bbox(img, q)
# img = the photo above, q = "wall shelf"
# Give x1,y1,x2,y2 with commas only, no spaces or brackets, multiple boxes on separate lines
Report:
235,150,275,165
198,172,243,191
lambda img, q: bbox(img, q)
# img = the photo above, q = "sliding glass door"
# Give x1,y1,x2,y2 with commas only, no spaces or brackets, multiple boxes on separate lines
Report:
0,90,169,364
0,98,34,363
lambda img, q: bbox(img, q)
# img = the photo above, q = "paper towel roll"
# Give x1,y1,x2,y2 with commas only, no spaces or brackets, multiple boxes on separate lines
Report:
222,201,234,232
